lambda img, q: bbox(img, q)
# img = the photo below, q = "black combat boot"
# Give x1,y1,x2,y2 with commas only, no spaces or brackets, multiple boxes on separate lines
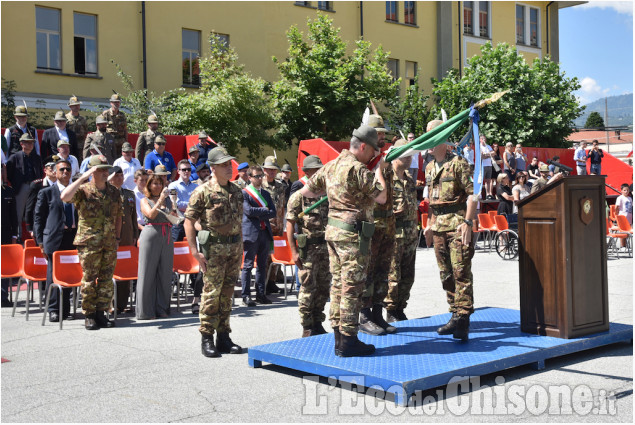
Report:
452,315,470,341
216,332,243,354
437,313,460,335
312,322,327,335
359,308,386,335
84,313,99,331
338,334,376,357
302,326,313,338
94,311,115,328
372,304,397,333
395,309,408,321
202,334,221,357
333,328,342,356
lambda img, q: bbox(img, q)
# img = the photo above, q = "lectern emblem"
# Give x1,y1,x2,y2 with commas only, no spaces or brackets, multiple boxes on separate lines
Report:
580,197,593,225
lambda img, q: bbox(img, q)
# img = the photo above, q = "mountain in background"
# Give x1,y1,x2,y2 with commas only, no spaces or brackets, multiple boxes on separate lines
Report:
575,93,633,128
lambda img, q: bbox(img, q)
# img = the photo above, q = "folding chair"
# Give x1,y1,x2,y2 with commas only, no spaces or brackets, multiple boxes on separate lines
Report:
42,250,83,329
477,213,497,251
616,215,633,257
112,246,139,319
12,247,47,320
417,213,429,248
267,234,295,299
172,241,200,312
1,244,24,303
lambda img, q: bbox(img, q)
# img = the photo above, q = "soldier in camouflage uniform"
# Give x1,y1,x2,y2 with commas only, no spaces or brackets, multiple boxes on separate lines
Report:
84,115,116,164
101,93,128,158
232,162,249,189
261,156,286,293
185,147,244,358
135,114,164,163
362,114,397,336
286,155,330,337
385,139,418,322
301,125,388,357
422,120,477,341
61,155,123,331
65,96,88,161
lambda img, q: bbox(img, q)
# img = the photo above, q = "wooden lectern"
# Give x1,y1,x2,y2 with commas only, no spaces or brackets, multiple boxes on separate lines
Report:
517,176,609,338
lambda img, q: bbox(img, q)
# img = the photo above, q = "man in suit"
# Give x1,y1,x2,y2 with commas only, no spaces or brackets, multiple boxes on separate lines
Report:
33,158,77,322
24,160,57,239
240,165,276,306
4,106,40,157
41,111,79,160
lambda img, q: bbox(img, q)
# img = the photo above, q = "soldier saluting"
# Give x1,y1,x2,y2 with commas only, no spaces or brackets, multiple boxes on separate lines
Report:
300,125,388,357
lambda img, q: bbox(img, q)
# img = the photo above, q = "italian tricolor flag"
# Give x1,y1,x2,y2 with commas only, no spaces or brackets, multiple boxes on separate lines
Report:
244,184,268,207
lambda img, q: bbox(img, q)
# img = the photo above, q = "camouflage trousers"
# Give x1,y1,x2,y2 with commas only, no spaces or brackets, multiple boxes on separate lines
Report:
385,230,418,311
77,245,117,314
432,230,475,315
297,244,331,328
363,221,395,306
327,239,370,337
199,241,242,336
114,137,126,159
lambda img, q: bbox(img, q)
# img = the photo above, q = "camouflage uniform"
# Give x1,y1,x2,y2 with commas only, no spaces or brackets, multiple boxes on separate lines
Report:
71,182,123,315
102,108,128,158
185,176,244,336
65,112,88,161
84,130,116,164
135,129,165,163
385,171,418,312
233,178,247,190
363,165,395,305
286,191,330,328
425,152,474,316
262,177,286,283
306,149,383,337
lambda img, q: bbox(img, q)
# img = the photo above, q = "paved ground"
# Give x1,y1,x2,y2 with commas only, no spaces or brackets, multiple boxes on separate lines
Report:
1,243,632,423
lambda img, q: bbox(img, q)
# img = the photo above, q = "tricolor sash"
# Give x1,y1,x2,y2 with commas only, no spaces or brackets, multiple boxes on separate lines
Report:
299,176,309,186
244,184,268,207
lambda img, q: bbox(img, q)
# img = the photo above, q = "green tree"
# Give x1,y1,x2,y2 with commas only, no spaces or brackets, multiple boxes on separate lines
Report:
386,78,434,137
431,42,584,147
1,78,17,129
584,111,605,129
272,14,398,142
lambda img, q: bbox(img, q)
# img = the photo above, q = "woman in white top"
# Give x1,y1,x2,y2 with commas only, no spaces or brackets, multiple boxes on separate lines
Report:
511,172,531,214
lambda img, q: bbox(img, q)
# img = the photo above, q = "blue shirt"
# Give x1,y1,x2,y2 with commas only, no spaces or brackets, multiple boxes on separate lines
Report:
144,150,176,173
574,147,587,165
188,158,205,181
79,156,92,173
168,178,197,212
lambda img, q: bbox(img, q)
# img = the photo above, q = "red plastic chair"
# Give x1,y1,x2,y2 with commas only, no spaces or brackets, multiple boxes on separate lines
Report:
172,241,200,311
488,210,497,220
268,234,295,299
24,238,37,248
417,213,429,248
615,215,633,257
42,250,83,329
1,244,24,304
12,247,47,320
477,213,497,249
494,215,509,232
112,246,139,319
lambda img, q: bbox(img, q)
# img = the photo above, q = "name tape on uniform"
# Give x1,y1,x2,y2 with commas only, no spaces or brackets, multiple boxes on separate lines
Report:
117,250,132,259
60,255,79,264
174,246,190,255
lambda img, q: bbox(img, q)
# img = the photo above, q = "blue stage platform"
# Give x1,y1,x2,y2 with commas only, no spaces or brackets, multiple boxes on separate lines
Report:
248,307,633,406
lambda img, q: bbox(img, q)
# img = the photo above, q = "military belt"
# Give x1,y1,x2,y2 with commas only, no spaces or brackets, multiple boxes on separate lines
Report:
306,236,326,245
373,209,394,218
429,203,466,216
209,234,241,244
327,218,360,232
395,219,414,229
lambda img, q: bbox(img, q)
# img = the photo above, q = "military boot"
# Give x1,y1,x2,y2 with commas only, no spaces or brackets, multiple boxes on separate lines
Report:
94,311,115,328
333,328,342,356
386,309,399,323
373,304,397,333
202,334,221,358
216,332,243,354
359,308,386,336
84,313,99,331
437,313,460,335
395,309,408,321
452,315,470,342
312,322,327,335
338,334,375,357
302,326,313,338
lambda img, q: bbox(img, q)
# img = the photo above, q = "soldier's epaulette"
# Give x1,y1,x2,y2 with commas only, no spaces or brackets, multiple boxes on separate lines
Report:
30,179,43,187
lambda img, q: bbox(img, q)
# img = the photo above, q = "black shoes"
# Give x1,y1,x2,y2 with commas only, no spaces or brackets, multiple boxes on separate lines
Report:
255,294,272,304
386,309,408,323
437,313,460,335
242,296,256,307
1,299,13,308
437,313,470,341
312,322,327,335
85,314,99,330
338,333,375,357
202,334,220,358
95,311,115,328
217,332,243,354
359,308,386,335
191,303,200,315
266,281,280,294
333,328,342,356
372,304,397,334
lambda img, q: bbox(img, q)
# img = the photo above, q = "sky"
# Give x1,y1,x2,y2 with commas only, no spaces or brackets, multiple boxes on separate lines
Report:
559,0,633,105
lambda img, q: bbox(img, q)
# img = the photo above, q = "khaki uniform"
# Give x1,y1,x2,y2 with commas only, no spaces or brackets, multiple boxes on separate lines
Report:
306,149,383,336
425,152,474,316
65,112,88,161
286,191,330,328
530,177,548,195
363,165,395,306
135,129,165,162
233,179,247,190
102,108,128,157
84,130,116,164
385,171,418,312
185,177,244,336
71,182,123,315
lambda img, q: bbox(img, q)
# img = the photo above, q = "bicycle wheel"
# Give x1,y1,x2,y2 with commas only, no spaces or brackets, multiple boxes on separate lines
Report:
495,230,519,260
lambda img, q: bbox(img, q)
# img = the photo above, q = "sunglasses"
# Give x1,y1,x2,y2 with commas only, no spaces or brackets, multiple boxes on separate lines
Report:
180,168,192,172
58,167,72,172
251,174,264,178
155,142,166,146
